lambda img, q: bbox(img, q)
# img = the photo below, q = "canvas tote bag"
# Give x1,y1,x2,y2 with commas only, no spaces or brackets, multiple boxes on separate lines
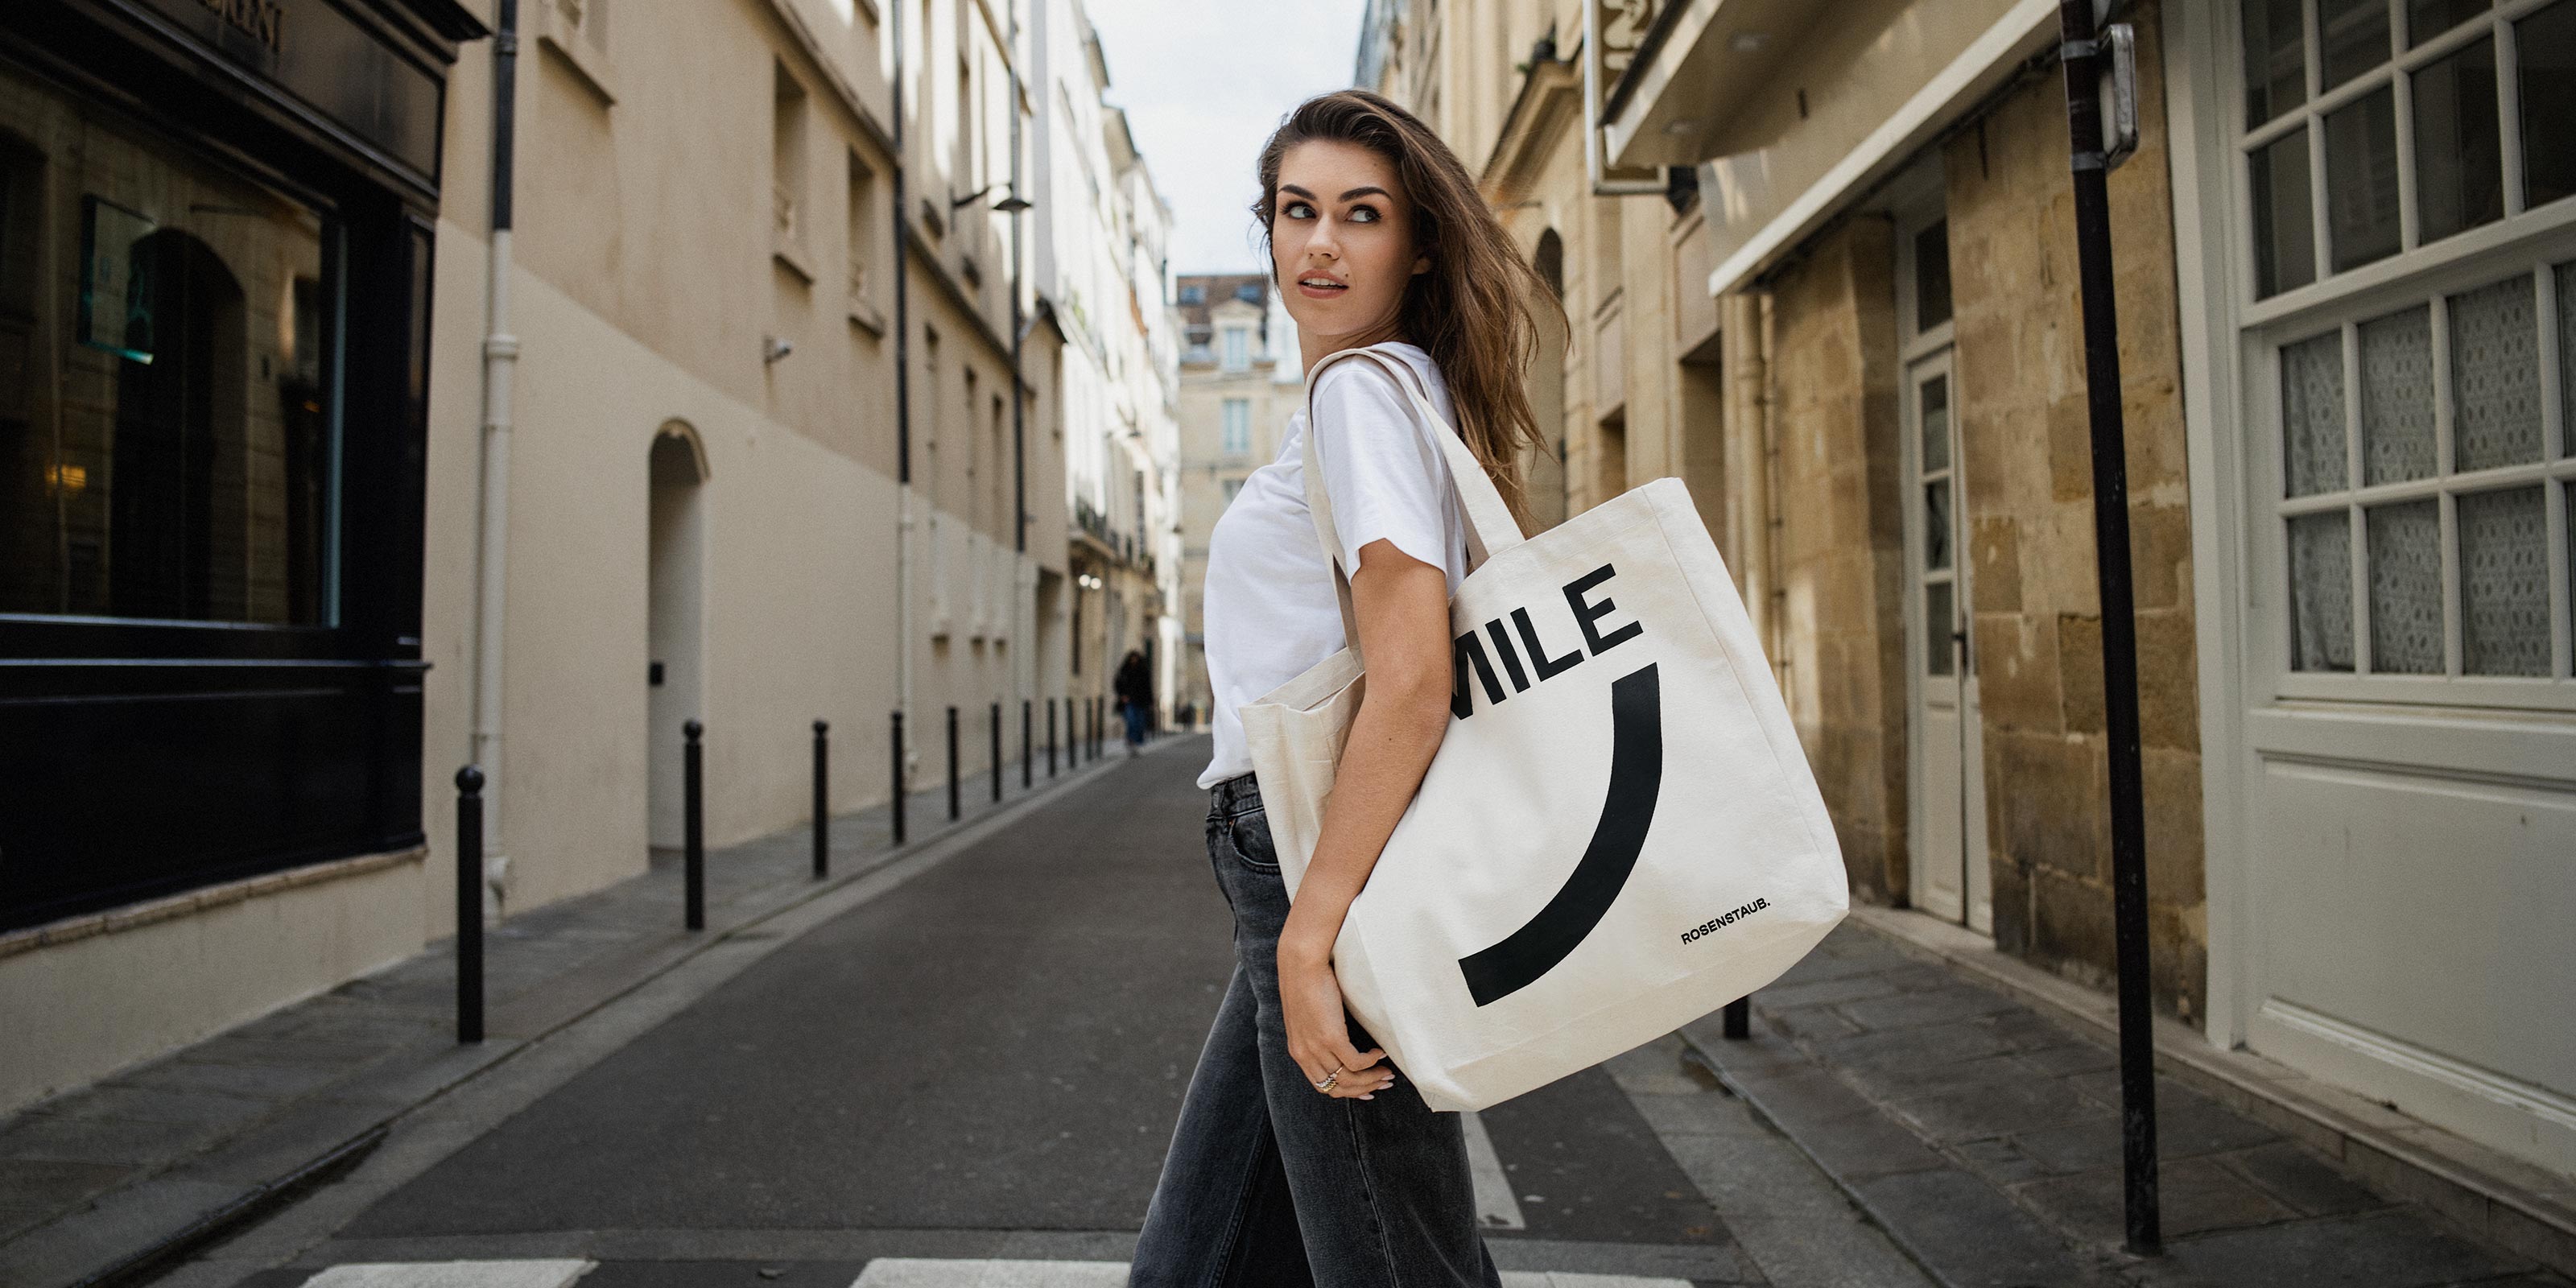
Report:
1238,344,1848,1113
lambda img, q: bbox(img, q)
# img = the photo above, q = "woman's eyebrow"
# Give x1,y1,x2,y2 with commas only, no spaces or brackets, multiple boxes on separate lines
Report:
1339,186,1389,201
1279,184,1317,200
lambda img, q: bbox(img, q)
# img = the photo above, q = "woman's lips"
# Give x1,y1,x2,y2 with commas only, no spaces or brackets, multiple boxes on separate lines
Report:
1297,279,1348,299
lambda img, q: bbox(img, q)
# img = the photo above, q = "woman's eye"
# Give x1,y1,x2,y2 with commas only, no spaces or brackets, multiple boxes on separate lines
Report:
1348,205,1380,223
1283,200,1315,219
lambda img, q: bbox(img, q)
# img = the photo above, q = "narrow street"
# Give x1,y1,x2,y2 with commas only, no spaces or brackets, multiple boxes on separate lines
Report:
173,740,1922,1288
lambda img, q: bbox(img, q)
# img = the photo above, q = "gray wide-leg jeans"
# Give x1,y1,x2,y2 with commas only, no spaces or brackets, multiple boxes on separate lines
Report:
1129,772,1502,1288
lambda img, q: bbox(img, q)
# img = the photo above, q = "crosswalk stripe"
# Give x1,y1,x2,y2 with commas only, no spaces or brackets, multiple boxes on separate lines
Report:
847,1261,1689,1287
299,1261,595,1288
1460,1108,1528,1231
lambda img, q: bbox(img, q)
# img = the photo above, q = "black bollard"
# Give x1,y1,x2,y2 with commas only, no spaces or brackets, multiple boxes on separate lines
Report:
1022,699,1033,789
990,702,1002,803
946,704,960,822
1723,997,1750,1040
683,719,704,931
890,709,906,845
1047,698,1058,778
455,766,485,1045
812,720,830,880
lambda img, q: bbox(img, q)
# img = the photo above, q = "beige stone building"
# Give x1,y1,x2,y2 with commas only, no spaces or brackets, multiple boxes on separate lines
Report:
1364,0,2576,1180
1,0,1175,1114
1173,273,1306,725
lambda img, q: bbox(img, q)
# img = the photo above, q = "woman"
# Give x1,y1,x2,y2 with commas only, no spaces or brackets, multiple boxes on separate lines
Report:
1115,649,1155,757
1130,90,1556,1287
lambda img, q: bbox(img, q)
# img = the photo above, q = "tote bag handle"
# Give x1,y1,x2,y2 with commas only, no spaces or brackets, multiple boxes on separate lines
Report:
1298,345,1526,661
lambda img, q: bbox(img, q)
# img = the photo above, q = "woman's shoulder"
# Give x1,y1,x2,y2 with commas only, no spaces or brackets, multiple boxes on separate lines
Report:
1310,342,1443,410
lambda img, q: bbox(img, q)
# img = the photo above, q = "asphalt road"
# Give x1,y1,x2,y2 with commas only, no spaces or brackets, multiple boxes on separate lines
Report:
196,739,1926,1287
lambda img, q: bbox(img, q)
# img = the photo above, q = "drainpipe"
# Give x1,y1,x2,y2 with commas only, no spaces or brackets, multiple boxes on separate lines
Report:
892,0,915,800
1009,0,1027,712
1722,291,1775,679
470,0,520,911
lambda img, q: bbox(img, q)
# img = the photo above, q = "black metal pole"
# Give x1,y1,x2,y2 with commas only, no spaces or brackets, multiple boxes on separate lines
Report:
812,720,830,879
1722,997,1748,1040
455,766,485,1044
1047,698,1058,778
890,709,906,844
1022,698,1033,788
2058,0,2160,1255
990,702,1002,802
947,704,960,821
683,719,704,931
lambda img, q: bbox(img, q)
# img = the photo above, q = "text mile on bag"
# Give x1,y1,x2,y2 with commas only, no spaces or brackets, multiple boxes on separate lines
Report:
1239,345,1849,1114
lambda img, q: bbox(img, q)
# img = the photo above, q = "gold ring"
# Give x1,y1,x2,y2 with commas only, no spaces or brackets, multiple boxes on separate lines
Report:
1315,1067,1340,1093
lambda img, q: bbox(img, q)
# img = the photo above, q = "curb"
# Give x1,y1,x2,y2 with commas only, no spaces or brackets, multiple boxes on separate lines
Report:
5,751,1137,1288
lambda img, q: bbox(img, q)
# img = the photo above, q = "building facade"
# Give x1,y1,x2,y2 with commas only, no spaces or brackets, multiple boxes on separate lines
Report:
1029,0,1183,738
2,0,1177,1115
1364,0,2575,1179
1174,272,1305,725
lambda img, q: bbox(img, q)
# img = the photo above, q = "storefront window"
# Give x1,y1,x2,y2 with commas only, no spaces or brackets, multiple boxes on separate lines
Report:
0,68,339,627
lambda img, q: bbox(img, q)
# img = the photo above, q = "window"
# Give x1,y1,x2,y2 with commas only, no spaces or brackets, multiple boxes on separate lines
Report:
2237,1,2576,702
1222,326,1249,371
0,104,340,625
1222,477,1245,506
1179,284,1204,305
2273,260,2573,684
2240,0,2575,301
846,151,877,305
773,64,808,264
1221,398,1251,454
1236,282,1263,304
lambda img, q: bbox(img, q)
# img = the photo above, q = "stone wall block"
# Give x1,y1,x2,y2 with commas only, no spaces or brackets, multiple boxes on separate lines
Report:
2136,608,2202,752
1993,731,2110,884
1971,515,2023,614
2032,862,2119,988
2145,745,2208,906
2057,613,2107,737
1975,612,2065,735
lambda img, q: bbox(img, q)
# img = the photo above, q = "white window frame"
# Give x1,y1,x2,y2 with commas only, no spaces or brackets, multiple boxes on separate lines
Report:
2233,0,2576,710
1221,398,1252,455
1222,326,1250,371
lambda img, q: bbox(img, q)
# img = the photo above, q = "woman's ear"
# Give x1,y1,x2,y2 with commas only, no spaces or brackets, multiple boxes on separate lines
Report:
1412,254,1431,275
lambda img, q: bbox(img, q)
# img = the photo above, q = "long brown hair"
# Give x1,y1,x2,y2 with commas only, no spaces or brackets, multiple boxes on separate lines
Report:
1253,90,1563,526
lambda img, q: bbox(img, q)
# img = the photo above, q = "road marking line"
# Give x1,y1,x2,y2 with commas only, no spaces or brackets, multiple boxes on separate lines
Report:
300,1261,595,1288
852,1262,1126,1288
847,1264,1687,1288
1462,1108,1528,1231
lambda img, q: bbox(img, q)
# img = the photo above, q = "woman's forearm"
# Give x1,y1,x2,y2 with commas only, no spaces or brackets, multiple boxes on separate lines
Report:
1278,668,1450,964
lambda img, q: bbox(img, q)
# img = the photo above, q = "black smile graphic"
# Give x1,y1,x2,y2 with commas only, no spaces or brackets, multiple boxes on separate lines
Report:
1457,663,1663,1007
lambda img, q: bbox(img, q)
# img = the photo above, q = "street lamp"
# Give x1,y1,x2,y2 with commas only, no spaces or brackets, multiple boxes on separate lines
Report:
951,184,1032,215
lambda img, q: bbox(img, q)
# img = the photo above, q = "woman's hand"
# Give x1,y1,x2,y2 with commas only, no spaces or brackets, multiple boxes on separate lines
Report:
1278,929,1396,1100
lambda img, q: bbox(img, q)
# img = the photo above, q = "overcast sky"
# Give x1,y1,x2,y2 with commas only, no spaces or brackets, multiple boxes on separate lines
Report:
1083,0,1370,276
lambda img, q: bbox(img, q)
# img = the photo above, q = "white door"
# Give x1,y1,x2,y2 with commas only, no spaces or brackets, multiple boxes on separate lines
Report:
1904,350,1992,931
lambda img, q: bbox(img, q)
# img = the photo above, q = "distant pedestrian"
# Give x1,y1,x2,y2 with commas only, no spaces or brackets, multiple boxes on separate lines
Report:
1114,649,1153,757
1129,90,1557,1288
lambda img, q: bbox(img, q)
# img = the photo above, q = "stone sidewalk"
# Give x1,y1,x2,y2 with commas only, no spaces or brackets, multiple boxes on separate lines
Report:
1680,919,2574,1288
0,739,1133,1288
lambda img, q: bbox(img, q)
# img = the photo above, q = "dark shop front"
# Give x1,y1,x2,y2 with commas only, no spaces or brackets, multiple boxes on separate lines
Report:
0,0,482,933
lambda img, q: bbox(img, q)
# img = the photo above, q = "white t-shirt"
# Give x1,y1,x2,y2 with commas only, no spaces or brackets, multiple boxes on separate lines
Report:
1197,343,1471,789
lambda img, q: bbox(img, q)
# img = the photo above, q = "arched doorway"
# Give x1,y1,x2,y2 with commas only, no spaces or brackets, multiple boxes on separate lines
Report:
1525,229,1569,531
647,423,708,849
